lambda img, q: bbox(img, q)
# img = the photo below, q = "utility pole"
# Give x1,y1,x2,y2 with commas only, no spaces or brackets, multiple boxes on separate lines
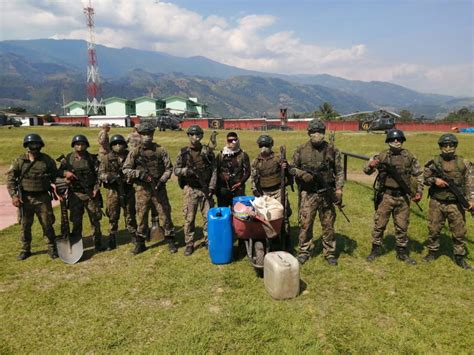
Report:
84,0,103,115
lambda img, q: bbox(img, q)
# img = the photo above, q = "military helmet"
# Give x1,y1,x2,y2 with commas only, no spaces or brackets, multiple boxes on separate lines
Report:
256,135,274,147
186,125,204,136
109,134,127,148
438,133,458,146
71,134,90,147
136,121,155,134
23,133,44,148
308,119,326,133
385,129,406,143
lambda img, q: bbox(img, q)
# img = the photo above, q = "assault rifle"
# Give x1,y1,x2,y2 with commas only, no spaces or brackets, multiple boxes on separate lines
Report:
426,160,473,216
108,171,128,218
280,145,290,250
378,162,423,212
300,164,351,223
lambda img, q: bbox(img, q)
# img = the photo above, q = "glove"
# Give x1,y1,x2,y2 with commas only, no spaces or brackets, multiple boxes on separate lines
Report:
334,189,343,205
412,193,422,202
12,196,21,207
301,172,313,183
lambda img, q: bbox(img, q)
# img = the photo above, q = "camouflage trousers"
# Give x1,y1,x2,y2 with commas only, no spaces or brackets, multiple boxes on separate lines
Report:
135,185,174,239
426,198,467,256
216,185,245,207
372,193,410,247
262,186,292,236
105,186,137,235
69,191,103,239
183,185,214,246
19,191,56,252
297,190,336,258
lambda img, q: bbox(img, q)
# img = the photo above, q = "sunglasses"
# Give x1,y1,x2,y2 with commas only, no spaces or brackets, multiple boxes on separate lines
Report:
227,138,238,143
440,143,456,148
188,133,203,137
387,138,402,142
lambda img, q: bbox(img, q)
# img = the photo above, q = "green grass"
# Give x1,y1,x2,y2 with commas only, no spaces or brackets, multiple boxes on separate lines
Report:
0,127,473,353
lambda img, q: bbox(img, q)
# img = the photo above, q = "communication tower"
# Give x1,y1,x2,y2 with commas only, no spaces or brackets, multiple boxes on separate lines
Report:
84,0,103,115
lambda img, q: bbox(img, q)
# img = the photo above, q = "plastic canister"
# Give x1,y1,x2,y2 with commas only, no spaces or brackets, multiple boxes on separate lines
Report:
207,207,233,264
232,195,255,207
264,251,300,300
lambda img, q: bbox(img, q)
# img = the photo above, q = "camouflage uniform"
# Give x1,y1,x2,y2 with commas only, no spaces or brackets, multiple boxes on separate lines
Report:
174,143,217,252
98,148,137,247
7,151,58,259
424,155,473,257
216,149,250,207
122,140,175,250
364,149,423,250
251,151,292,235
291,140,344,261
127,129,142,150
59,149,104,250
97,126,110,160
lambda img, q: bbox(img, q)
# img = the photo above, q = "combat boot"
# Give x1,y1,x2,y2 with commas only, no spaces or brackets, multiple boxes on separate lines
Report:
396,247,416,265
94,236,106,252
131,237,148,255
454,255,472,270
297,253,309,265
423,250,438,262
367,244,382,262
107,234,117,251
166,237,177,254
184,244,194,256
17,250,32,261
326,256,338,266
47,244,58,259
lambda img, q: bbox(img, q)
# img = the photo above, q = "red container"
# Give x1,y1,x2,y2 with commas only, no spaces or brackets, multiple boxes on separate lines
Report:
232,216,283,240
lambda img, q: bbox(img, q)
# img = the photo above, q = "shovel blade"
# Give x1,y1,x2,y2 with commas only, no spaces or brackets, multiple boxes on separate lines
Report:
150,222,165,242
56,235,83,264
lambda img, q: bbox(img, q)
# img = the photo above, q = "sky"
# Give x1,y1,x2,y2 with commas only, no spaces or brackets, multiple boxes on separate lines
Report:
0,0,473,96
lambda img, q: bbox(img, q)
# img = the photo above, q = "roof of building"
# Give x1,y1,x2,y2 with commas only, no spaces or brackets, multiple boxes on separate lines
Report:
103,97,134,104
63,101,87,108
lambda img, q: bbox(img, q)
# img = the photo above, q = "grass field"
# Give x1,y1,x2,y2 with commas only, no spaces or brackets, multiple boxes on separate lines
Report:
0,126,473,353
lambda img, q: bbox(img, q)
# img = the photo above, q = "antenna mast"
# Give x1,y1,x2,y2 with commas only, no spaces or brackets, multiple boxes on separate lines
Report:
84,0,103,115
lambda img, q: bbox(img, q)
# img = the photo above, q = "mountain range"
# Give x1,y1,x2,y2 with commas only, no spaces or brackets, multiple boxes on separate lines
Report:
1,39,472,117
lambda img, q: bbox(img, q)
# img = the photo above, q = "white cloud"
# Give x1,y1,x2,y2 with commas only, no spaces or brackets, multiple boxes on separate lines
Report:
0,0,471,96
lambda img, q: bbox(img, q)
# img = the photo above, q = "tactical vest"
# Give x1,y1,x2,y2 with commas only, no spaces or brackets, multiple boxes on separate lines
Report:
104,151,129,187
67,152,97,192
378,150,413,190
19,154,55,192
217,151,246,186
136,144,165,179
254,153,281,188
179,147,213,188
297,141,336,191
429,155,465,201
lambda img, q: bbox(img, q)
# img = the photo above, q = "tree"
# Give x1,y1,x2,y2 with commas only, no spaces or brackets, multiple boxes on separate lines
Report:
314,102,339,121
398,109,413,122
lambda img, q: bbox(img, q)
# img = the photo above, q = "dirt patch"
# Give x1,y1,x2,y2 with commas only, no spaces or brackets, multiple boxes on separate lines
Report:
346,172,375,185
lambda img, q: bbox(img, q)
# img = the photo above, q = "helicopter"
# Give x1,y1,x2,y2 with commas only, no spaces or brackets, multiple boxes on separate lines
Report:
0,113,22,127
337,109,398,132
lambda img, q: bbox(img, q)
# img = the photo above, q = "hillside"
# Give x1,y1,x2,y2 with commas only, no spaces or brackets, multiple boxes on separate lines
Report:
1,39,471,117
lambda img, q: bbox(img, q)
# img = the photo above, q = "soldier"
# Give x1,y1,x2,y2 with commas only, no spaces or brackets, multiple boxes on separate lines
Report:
97,123,111,160
174,125,217,256
423,133,474,269
59,135,105,252
364,129,423,264
122,121,176,255
216,132,250,207
251,134,292,238
7,134,58,260
289,119,344,265
98,134,137,250
127,125,142,150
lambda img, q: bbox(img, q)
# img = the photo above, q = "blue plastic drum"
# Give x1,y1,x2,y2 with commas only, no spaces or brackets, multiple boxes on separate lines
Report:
207,207,233,264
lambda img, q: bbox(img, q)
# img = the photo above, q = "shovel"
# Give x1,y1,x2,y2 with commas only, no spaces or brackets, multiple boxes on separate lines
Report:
56,199,83,264
149,216,165,242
